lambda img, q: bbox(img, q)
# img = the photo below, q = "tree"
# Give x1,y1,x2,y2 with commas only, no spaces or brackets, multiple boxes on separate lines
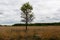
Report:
20,2,34,31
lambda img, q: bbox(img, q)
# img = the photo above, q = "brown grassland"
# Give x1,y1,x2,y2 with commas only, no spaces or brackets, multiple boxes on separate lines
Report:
0,26,60,40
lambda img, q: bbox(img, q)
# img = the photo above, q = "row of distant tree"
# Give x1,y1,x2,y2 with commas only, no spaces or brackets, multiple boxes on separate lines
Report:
0,22,60,26
13,22,60,26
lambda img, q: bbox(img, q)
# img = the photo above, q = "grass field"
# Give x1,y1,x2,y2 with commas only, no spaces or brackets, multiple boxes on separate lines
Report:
0,26,60,40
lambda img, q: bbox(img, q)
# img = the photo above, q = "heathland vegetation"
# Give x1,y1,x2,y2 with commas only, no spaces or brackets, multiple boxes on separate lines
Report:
0,26,59,40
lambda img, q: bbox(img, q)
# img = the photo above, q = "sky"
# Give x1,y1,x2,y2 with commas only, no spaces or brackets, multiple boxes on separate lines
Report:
0,0,60,25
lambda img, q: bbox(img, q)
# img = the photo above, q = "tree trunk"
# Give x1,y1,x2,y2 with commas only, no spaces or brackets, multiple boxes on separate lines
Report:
26,13,28,31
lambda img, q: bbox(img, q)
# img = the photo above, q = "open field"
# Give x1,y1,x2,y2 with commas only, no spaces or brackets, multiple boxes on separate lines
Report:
0,26,60,40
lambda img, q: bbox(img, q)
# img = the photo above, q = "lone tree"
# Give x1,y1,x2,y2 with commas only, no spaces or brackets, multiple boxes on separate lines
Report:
21,2,34,31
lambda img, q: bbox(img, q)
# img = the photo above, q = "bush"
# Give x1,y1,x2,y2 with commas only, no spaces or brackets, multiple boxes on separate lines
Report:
32,35,41,40
49,37,58,40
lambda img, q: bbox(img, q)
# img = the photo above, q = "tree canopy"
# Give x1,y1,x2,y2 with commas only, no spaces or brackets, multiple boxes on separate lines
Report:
21,2,33,13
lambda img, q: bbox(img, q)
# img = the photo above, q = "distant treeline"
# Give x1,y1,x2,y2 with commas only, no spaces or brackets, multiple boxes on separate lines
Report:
12,22,60,26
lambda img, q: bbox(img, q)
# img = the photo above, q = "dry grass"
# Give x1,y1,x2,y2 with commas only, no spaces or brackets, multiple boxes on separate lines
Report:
0,26,60,40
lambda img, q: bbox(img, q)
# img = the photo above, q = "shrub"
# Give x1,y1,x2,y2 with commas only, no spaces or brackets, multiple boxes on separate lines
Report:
32,35,41,40
49,37,58,40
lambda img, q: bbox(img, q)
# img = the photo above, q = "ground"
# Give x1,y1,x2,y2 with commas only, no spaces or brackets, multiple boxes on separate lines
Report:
0,26,60,40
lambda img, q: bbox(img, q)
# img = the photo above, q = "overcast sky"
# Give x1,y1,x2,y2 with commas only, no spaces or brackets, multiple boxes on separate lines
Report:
0,0,60,25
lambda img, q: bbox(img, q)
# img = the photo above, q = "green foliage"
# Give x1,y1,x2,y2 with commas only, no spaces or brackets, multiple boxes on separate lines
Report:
21,2,33,13
13,23,60,26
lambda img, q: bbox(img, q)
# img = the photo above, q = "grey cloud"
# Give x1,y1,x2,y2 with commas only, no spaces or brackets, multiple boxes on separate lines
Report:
0,0,60,25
